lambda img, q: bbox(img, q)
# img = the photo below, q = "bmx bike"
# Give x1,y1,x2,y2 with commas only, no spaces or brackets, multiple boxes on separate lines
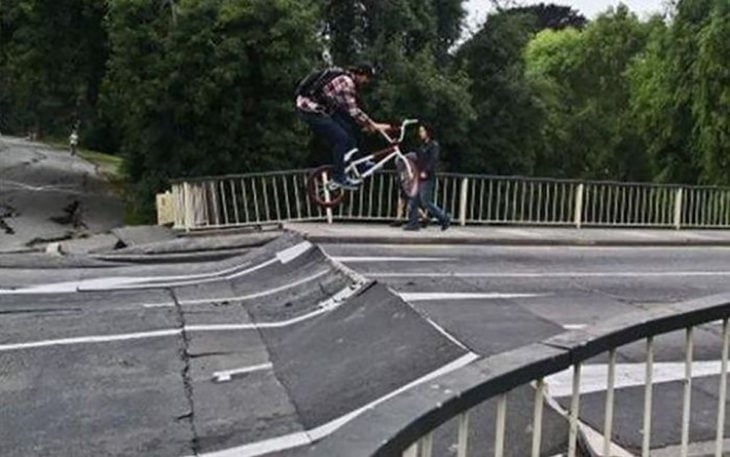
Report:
307,118,420,208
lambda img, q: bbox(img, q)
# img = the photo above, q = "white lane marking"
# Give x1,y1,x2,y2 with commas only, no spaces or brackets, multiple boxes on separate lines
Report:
0,179,80,193
562,324,587,330
545,360,730,397
0,283,364,352
213,363,273,382
0,241,314,294
276,241,313,263
399,292,547,301
370,270,730,279
186,284,363,331
192,352,480,457
175,269,330,306
331,256,454,262
0,329,181,352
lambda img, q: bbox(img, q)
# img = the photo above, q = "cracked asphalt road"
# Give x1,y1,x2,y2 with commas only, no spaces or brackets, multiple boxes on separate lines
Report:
0,136,123,252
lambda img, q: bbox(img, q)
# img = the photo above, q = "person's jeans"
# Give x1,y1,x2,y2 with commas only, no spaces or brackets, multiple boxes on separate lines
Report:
407,178,448,226
299,110,359,181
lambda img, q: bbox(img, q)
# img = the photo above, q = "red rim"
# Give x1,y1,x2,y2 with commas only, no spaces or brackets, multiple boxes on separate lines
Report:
397,157,419,198
307,165,347,208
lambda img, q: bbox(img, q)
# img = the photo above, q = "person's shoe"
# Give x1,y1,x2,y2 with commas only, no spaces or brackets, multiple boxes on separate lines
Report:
440,215,451,231
420,218,430,228
329,177,360,191
357,159,376,174
389,220,404,227
402,224,420,231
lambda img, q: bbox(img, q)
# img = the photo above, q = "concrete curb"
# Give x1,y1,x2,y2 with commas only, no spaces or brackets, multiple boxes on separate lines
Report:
299,234,730,247
90,247,252,264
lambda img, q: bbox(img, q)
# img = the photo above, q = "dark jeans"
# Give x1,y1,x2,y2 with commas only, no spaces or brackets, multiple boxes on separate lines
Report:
407,178,448,226
299,110,359,181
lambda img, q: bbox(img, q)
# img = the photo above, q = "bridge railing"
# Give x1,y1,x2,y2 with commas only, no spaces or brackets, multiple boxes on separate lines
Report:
308,293,730,457
163,170,730,230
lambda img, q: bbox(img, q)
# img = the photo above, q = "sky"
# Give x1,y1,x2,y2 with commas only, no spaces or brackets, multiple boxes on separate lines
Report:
465,0,668,29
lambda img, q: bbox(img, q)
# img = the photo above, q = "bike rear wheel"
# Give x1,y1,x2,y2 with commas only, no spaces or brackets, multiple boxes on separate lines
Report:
307,165,347,208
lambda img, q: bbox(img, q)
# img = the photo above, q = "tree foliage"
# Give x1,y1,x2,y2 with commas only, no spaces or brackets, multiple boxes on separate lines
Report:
525,6,656,180
103,0,321,219
0,0,108,143
2,0,730,222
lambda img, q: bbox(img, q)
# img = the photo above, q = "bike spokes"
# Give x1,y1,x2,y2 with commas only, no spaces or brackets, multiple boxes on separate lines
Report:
307,165,347,208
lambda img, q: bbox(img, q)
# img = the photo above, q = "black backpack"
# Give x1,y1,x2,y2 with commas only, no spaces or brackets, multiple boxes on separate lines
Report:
295,67,347,103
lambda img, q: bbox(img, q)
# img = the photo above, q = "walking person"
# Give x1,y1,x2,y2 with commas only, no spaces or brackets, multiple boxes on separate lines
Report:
69,128,79,156
403,122,450,231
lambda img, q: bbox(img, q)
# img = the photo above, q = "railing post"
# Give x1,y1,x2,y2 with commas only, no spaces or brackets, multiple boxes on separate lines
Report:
574,183,584,229
642,336,655,457
568,363,582,457
459,177,469,226
674,187,684,230
322,171,334,224
402,443,418,457
183,182,192,232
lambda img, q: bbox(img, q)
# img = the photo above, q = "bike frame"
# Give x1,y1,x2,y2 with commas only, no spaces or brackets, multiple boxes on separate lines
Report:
345,119,419,181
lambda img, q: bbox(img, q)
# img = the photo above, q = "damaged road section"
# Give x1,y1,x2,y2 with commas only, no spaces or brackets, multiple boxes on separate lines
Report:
0,233,476,457
0,136,122,252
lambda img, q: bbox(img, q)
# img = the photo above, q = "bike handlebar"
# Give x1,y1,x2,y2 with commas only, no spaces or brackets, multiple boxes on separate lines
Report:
378,118,419,144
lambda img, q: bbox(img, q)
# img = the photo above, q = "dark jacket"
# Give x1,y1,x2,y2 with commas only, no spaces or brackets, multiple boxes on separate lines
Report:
415,140,439,181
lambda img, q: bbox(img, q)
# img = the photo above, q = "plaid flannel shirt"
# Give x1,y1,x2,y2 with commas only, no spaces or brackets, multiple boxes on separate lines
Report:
296,73,373,127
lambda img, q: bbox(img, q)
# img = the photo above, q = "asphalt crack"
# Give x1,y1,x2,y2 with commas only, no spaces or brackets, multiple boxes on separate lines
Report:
170,288,200,456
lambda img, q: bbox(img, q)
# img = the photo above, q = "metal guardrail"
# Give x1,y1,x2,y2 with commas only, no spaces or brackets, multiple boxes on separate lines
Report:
164,170,730,230
308,293,730,457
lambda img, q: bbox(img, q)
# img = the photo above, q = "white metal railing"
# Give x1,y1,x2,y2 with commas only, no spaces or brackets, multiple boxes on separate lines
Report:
310,295,730,457
165,171,730,230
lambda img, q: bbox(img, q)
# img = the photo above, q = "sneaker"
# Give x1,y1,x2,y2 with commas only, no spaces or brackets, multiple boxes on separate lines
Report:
356,159,376,175
329,177,360,191
440,215,451,231
389,220,404,227
402,224,420,231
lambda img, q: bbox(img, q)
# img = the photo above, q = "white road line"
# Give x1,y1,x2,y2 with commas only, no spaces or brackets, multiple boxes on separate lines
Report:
331,256,454,262
192,352,480,457
370,270,730,279
213,363,273,382
186,283,363,331
0,241,314,294
176,269,330,306
399,292,548,301
562,324,587,330
545,361,730,397
276,242,313,264
0,283,363,352
0,329,181,352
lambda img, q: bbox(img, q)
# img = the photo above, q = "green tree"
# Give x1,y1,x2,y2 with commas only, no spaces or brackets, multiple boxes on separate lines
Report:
0,0,108,140
456,11,542,174
508,3,588,32
629,0,729,185
103,0,321,221
690,0,730,184
525,5,654,180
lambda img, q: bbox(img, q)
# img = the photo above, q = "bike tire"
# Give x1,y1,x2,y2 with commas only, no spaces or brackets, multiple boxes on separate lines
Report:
396,156,419,198
307,165,347,208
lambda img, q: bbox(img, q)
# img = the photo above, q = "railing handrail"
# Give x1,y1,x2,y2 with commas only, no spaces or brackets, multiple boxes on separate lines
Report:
307,292,730,456
170,169,730,192
163,168,730,231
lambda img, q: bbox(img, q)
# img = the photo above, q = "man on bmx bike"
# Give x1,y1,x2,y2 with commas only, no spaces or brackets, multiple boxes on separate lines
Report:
295,62,391,190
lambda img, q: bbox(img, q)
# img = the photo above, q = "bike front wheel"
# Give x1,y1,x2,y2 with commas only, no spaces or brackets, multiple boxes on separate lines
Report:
396,156,419,198
307,165,347,208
